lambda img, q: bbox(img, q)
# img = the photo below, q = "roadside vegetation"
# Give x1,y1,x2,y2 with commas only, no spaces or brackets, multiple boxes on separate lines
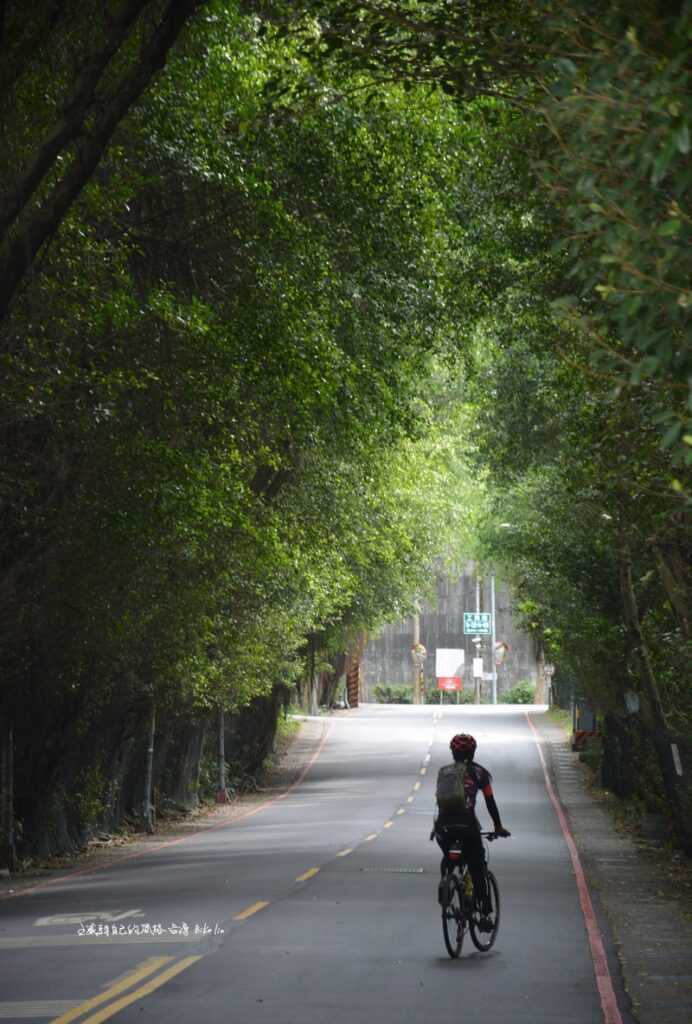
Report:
0,1,690,861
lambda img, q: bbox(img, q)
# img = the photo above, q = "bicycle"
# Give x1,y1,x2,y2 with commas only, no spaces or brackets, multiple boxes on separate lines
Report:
434,825,501,958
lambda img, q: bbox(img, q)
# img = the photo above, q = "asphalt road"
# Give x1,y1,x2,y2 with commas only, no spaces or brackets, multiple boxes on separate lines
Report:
0,706,615,1024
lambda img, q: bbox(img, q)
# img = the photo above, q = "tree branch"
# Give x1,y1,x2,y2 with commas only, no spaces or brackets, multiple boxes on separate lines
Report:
0,0,151,237
0,0,207,322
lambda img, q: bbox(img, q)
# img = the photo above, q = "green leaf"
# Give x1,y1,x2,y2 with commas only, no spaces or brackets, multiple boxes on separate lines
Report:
675,122,690,155
661,421,683,449
556,58,578,77
659,219,682,236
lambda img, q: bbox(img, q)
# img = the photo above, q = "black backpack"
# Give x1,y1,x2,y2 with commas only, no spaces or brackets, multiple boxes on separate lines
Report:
436,763,473,813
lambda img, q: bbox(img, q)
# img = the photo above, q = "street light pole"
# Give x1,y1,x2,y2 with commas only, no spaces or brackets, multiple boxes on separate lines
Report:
490,573,498,704
474,566,482,704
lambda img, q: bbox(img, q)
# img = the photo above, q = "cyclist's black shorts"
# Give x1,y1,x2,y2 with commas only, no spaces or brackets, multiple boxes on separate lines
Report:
434,815,485,887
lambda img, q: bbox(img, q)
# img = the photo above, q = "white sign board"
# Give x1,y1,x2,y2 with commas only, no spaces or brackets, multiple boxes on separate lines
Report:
435,648,465,678
472,657,484,679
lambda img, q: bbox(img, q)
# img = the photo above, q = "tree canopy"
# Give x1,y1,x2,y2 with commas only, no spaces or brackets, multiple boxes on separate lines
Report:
1,0,691,855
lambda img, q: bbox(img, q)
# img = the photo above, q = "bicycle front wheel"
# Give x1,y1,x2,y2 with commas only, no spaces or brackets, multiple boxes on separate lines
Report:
441,875,465,958
469,869,500,952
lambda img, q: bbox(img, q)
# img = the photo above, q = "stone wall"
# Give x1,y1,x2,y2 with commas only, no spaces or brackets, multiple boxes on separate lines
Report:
362,565,537,700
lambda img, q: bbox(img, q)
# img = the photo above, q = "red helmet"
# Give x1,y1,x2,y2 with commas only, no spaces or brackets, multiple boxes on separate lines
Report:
450,733,477,757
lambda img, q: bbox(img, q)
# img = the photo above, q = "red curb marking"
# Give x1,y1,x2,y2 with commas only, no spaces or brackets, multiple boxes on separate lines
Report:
526,713,623,1024
1,719,335,901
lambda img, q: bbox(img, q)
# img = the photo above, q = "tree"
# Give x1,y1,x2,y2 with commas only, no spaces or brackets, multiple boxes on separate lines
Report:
0,4,481,856
0,0,206,319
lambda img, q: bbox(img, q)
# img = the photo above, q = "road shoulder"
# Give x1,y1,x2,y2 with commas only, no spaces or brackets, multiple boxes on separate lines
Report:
530,710,692,1024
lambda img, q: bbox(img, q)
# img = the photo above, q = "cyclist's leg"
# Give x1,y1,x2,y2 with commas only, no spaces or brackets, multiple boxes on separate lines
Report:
434,819,455,903
464,827,490,913
434,817,453,876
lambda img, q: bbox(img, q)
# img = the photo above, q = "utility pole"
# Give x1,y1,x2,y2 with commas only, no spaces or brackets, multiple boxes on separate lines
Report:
142,703,156,833
474,567,482,704
490,574,498,704
216,706,229,804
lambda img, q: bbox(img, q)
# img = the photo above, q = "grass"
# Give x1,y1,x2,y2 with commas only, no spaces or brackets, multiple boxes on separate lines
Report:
547,706,572,738
275,711,301,744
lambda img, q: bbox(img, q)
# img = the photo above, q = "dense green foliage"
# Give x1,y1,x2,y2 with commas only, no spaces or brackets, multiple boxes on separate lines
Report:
0,0,690,856
372,685,413,705
499,682,536,706
285,0,692,844
464,2,692,845
0,1,480,854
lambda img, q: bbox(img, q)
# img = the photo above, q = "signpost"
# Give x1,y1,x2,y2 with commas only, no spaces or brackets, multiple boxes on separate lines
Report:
435,649,464,704
435,648,465,678
438,676,462,692
463,612,492,636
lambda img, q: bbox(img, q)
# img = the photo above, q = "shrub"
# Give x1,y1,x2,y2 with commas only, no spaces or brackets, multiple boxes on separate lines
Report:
500,680,536,704
425,686,476,705
373,684,413,704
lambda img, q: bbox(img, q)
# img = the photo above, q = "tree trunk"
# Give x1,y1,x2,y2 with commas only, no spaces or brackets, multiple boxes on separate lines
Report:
620,539,692,853
142,704,156,834
0,0,205,321
0,726,16,871
534,637,546,704
318,652,347,708
345,633,367,708
651,541,691,640
308,635,318,716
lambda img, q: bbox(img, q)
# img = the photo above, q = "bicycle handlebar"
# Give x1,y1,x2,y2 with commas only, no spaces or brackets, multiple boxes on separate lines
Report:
430,827,510,842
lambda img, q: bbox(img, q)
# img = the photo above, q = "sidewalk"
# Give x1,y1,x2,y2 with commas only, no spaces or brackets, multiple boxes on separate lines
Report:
531,712,692,1024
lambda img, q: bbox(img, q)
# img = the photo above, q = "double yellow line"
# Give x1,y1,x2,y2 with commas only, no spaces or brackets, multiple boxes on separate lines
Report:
51,955,202,1024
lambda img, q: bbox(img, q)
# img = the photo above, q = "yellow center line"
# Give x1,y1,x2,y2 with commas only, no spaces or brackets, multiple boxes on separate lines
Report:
407,795,414,803
420,768,427,776
364,833,378,842
336,848,353,857
295,867,320,882
413,781,421,791
80,956,202,1024
49,957,174,1024
396,808,405,816
383,821,393,829
234,900,270,920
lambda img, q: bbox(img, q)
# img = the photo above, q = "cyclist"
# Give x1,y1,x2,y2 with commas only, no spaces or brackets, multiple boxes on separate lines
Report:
432,733,510,927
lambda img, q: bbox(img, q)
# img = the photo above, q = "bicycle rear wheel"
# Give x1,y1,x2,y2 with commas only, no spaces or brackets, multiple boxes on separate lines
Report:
441,875,465,958
469,869,500,952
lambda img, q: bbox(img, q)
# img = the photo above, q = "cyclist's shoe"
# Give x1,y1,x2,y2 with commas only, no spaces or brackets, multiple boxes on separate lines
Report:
477,915,494,933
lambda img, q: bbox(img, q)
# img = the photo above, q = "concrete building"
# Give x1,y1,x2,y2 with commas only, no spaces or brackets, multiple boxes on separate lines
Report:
361,564,537,701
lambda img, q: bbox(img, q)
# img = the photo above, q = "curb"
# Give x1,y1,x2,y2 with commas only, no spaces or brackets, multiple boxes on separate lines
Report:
530,712,692,1024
